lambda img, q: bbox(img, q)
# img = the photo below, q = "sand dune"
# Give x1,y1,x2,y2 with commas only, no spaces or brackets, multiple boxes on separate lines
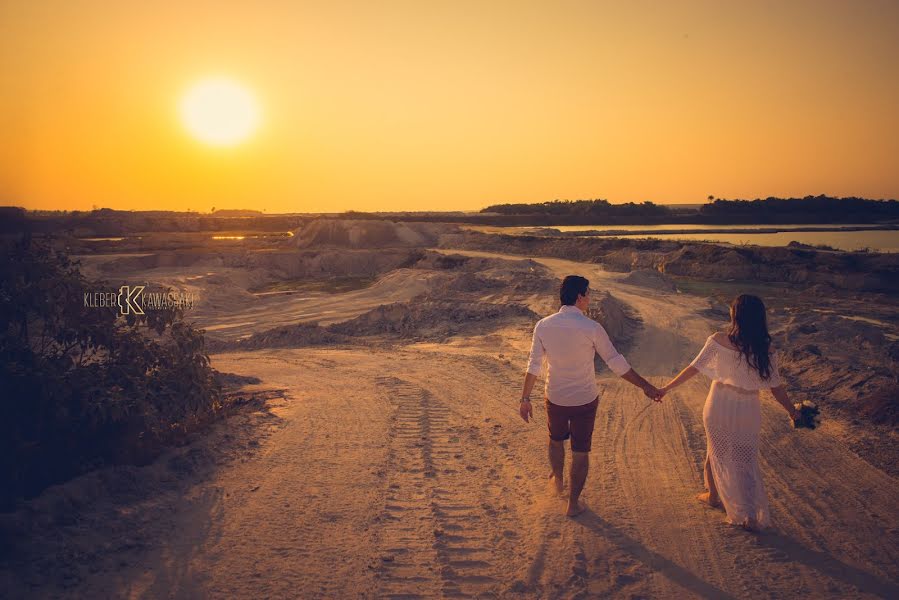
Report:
290,219,454,249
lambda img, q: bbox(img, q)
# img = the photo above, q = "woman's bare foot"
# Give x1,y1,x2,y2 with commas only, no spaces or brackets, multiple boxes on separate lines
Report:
565,499,587,517
696,492,722,509
739,517,761,532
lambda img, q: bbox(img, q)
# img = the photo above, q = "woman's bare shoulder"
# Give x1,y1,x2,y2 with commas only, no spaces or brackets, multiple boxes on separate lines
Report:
711,331,737,349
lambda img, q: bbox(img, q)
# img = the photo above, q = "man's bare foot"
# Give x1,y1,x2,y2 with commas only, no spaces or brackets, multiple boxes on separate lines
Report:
549,474,565,497
565,499,586,517
696,492,722,509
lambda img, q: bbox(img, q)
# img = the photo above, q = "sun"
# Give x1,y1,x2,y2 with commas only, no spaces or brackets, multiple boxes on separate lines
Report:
179,77,261,147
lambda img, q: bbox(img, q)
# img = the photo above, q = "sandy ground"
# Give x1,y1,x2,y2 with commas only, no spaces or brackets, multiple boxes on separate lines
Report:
4,247,898,599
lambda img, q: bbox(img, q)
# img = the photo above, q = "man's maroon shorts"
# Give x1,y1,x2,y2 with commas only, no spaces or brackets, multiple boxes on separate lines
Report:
545,396,599,452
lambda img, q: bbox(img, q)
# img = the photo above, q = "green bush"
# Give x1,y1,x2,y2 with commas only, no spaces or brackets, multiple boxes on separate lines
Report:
0,235,221,509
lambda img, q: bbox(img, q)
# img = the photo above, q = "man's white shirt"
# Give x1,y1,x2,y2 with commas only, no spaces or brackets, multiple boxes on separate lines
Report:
526,304,631,407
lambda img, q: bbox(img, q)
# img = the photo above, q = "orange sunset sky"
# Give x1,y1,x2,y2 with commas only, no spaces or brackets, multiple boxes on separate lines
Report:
2,0,898,213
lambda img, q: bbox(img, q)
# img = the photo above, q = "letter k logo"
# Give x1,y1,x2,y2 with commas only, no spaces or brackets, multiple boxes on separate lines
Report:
118,285,145,315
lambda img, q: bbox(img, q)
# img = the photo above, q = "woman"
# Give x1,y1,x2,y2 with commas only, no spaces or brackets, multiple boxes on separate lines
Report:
661,294,798,530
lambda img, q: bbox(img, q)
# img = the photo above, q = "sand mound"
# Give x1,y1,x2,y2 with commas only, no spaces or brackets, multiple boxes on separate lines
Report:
784,312,886,349
802,283,838,297
508,272,559,294
620,269,677,292
424,271,505,295
478,260,557,292
291,219,453,249
328,300,537,341
519,228,563,237
93,249,425,319
664,246,757,280
413,250,547,274
698,300,730,322
208,323,350,352
412,251,476,270
587,291,643,350
595,249,639,272
410,251,559,297
95,251,226,274
775,311,898,427
209,295,538,348
101,249,421,281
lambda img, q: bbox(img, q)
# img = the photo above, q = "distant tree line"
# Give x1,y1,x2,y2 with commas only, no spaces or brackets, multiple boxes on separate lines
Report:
480,199,671,217
699,195,899,222
4,195,897,232
471,195,898,225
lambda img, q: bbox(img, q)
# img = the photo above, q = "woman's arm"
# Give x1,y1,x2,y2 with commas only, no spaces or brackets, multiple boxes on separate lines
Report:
661,365,699,393
770,385,800,420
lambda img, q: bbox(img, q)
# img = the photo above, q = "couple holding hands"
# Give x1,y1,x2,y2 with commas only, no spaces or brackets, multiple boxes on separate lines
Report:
519,275,798,529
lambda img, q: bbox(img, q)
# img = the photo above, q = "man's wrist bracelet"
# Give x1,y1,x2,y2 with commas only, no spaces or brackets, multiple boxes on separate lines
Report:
520,397,531,403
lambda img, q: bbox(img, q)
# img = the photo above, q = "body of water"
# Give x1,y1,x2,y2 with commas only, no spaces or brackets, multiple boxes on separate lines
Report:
544,223,885,233
632,230,899,252
468,224,899,252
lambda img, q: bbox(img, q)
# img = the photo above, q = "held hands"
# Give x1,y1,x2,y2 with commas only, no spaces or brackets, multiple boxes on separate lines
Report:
523,383,667,418
658,382,678,400
644,384,665,403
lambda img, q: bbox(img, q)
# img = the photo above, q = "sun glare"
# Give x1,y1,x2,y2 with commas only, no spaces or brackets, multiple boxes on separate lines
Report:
179,77,260,147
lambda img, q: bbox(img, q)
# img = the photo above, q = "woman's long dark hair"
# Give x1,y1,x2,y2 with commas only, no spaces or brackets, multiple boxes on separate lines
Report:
727,294,773,380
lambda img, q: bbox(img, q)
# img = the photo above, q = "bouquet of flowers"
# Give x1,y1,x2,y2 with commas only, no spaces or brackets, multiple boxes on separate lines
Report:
792,400,821,429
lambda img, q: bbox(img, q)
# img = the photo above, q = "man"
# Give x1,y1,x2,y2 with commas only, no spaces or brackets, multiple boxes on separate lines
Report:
519,275,662,517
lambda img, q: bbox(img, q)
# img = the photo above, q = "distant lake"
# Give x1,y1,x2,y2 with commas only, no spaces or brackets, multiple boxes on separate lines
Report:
631,230,899,252
468,224,899,253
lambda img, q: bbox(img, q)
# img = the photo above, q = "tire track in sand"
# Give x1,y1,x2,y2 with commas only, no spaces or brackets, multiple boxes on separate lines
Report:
373,376,510,598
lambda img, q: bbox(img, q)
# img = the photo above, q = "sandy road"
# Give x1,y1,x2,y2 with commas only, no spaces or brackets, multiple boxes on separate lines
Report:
431,249,899,598
62,249,898,598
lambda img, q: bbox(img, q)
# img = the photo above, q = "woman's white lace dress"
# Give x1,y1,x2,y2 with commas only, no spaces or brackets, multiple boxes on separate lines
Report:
689,334,783,528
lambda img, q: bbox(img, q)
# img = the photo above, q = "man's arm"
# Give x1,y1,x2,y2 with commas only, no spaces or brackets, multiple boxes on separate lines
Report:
593,323,661,401
519,324,545,422
520,372,538,422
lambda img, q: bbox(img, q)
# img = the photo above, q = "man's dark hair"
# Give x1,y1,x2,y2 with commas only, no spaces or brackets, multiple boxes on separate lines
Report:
560,275,589,306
